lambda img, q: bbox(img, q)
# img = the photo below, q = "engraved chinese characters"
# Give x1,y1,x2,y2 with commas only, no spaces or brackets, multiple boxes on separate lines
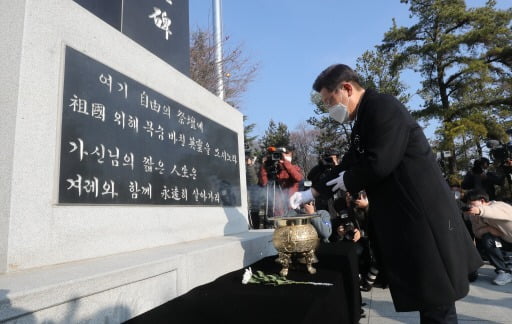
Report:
73,0,190,76
59,47,241,205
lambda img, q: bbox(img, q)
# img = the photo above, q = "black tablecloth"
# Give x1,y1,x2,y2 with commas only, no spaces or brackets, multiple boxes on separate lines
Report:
125,241,361,324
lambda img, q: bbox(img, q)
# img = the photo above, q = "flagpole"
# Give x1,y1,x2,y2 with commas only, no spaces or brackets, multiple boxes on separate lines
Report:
213,0,224,100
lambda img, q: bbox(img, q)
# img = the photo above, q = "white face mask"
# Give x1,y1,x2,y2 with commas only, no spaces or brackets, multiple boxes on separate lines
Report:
327,88,350,123
328,102,349,123
284,156,292,162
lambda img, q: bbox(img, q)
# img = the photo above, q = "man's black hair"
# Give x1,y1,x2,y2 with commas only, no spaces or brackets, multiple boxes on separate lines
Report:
480,157,490,165
321,150,340,158
312,64,362,92
464,189,490,203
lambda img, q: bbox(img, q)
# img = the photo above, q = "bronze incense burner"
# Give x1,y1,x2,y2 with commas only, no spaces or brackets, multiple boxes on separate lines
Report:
270,215,320,277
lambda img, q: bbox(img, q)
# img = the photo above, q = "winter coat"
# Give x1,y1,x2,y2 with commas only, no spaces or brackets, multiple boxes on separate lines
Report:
331,88,482,311
259,160,303,216
471,200,512,243
258,160,303,194
461,169,504,200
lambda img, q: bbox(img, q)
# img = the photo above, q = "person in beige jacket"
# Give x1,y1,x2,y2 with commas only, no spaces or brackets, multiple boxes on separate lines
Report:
465,189,512,285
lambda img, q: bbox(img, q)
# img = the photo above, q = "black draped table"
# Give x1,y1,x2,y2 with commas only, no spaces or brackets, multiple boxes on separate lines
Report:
125,241,361,324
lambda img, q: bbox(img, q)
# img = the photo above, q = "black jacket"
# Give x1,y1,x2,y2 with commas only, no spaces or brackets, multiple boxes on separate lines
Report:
317,89,482,311
461,168,504,200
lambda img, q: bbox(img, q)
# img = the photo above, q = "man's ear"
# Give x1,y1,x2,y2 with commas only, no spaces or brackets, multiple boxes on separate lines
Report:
343,82,353,96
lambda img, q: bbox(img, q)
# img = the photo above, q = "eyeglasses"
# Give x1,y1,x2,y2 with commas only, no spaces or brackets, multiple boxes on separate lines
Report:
322,87,343,108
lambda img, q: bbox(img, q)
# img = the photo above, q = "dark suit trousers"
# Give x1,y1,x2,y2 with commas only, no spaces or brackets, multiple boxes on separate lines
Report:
478,233,511,273
419,303,457,324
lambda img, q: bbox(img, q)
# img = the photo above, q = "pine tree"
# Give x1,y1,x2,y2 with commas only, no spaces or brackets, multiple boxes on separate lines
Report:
307,47,410,156
244,115,258,153
260,120,291,150
379,0,512,174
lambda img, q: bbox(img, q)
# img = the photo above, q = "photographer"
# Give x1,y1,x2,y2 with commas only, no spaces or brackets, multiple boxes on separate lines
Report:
331,191,363,242
333,190,381,292
308,150,381,291
462,158,504,201
258,146,303,216
487,136,512,177
307,151,341,215
463,189,512,285
301,200,333,243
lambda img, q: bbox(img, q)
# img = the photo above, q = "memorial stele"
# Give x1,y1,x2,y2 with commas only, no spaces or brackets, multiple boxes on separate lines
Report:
0,0,275,322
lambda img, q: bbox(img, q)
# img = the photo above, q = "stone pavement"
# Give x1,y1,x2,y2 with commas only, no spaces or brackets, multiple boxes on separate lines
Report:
360,264,512,324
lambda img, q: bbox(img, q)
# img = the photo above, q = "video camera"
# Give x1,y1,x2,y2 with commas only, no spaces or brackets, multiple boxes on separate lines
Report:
267,146,287,161
461,205,471,212
307,150,340,193
339,213,357,241
487,140,511,162
486,130,512,173
299,180,313,192
264,146,288,177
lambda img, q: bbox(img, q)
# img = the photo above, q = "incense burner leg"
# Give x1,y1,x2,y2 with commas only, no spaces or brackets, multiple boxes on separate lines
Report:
276,252,292,277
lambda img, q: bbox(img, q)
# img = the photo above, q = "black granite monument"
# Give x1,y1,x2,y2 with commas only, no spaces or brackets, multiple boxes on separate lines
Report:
74,0,190,76
59,46,240,205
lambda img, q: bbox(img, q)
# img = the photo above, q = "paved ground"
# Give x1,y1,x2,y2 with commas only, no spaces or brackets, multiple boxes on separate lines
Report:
360,264,512,324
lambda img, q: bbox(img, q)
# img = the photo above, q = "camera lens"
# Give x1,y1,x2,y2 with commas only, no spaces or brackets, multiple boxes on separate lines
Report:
342,222,355,241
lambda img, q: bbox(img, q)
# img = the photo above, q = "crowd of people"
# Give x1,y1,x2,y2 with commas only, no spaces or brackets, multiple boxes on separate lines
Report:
458,156,512,285
245,63,512,324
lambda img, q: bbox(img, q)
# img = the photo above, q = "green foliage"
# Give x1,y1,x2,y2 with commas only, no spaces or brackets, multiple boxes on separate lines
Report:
355,48,412,106
260,120,291,150
380,0,512,174
243,268,332,286
243,115,258,153
306,46,413,156
446,173,462,187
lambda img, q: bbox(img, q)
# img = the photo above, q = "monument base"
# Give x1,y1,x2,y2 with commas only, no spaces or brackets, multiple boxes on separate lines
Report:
0,230,275,323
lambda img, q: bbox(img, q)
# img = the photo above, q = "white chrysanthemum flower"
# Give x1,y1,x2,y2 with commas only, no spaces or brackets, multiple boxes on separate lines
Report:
241,267,253,284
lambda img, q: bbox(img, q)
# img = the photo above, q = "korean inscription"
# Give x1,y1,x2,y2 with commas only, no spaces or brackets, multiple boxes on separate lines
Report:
59,46,241,206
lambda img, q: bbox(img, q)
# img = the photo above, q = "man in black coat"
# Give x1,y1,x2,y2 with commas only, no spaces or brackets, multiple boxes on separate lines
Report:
461,157,504,200
290,64,482,323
